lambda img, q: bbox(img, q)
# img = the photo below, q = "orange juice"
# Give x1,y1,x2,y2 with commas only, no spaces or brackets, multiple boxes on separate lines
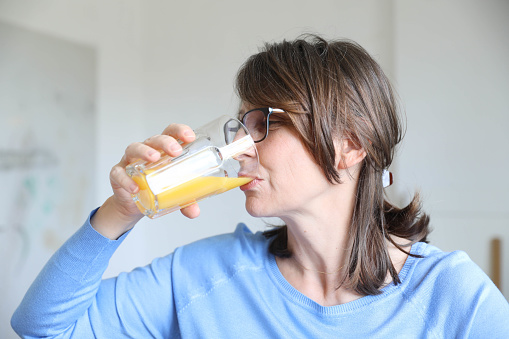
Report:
132,175,252,218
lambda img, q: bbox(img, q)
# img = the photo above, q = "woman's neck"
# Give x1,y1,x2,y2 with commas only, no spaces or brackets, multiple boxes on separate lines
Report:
281,170,356,270
283,213,351,277
275,180,360,305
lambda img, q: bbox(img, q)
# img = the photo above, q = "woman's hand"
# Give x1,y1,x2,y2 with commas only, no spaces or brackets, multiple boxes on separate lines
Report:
91,123,200,239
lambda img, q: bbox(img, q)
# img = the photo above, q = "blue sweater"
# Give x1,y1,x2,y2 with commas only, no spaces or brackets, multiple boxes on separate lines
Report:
12,210,509,338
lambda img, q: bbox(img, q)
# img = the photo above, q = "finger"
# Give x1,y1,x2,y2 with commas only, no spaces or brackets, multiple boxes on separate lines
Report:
180,203,200,219
162,123,195,144
124,141,162,164
110,163,139,194
143,134,183,157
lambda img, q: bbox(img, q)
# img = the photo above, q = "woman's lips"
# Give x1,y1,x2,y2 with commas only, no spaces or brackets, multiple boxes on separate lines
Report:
240,178,260,191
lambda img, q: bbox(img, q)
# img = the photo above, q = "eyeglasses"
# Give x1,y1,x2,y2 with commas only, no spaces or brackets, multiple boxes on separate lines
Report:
241,107,286,143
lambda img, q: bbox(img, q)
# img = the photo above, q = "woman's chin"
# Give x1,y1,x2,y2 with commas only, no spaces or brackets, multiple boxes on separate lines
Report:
244,199,269,218
245,205,263,218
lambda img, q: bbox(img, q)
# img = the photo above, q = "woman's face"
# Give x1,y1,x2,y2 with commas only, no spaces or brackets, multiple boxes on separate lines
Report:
239,103,337,220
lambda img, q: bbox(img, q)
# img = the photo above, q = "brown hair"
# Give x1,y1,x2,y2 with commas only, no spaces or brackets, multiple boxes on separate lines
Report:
235,34,430,296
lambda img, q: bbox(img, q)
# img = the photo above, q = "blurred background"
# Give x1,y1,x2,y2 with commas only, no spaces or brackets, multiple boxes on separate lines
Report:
1,0,508,336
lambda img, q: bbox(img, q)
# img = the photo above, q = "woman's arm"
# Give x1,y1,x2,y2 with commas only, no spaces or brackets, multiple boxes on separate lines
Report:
11,209,178,338
11,209,128,337
11,123,197,337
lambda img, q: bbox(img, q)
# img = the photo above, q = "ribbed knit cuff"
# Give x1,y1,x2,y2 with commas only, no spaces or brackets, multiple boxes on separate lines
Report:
53,208,132,282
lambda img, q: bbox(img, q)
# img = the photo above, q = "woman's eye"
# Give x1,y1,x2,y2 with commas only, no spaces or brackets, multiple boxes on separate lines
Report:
255,121,266,131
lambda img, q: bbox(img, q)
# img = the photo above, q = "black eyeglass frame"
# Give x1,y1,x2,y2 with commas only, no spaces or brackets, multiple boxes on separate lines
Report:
241,107,286,143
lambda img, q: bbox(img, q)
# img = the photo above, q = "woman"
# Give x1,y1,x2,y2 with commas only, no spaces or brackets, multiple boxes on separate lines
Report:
12,35,508,338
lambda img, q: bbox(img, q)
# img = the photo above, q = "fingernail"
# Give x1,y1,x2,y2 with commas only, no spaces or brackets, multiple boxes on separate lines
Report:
184,130,194,138
130,184,139,193
170,143,181,152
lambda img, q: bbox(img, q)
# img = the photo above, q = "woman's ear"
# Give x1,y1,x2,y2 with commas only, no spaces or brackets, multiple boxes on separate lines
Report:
336,139,367,169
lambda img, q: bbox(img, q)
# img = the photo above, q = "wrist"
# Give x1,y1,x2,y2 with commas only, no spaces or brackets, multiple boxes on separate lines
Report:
91,196,143,240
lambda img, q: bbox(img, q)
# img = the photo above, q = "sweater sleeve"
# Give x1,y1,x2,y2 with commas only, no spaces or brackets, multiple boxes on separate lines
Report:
11,209,178,338
450,256,509,338
409,246,509,338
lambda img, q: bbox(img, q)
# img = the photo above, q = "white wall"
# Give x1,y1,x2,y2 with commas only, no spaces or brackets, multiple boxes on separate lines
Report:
394,0,509,295
0,20,96,337
1,0,507,337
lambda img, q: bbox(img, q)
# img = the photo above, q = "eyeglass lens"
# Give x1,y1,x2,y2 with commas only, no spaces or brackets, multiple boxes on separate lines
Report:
242,109,268,143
